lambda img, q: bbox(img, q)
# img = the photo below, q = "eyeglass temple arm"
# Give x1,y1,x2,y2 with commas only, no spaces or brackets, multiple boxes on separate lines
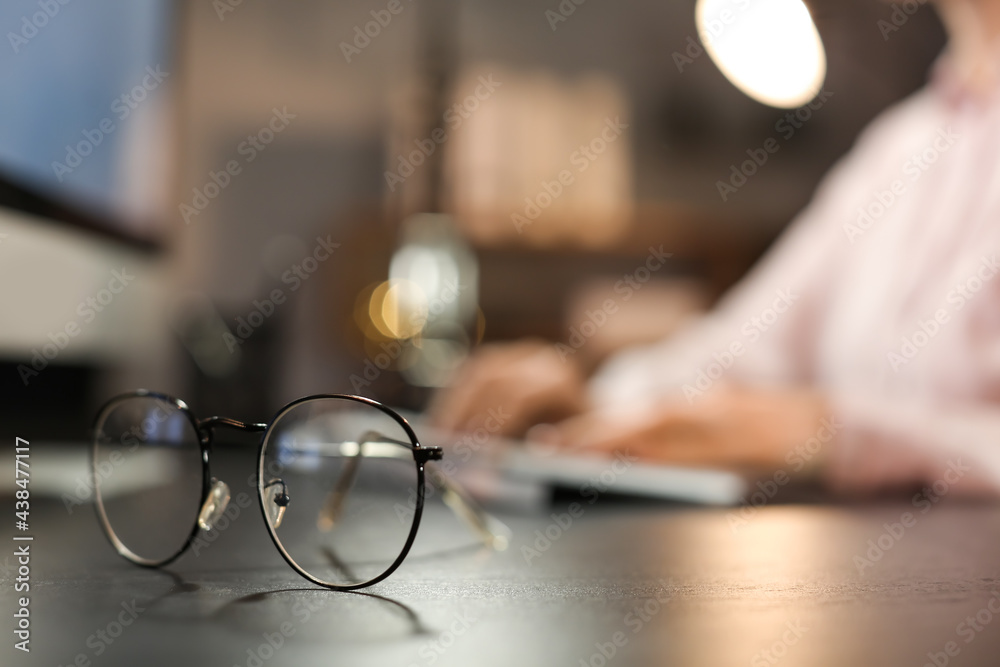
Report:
315,430,400,531
426,460,512,551
317,453,361,532
315,431,511,551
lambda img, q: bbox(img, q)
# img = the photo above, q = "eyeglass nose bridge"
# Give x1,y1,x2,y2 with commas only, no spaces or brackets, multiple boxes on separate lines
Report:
196,416,268,434
192,417,267,529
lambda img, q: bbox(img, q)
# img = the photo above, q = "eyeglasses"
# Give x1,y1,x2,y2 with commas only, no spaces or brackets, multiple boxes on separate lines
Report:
91,390,509,590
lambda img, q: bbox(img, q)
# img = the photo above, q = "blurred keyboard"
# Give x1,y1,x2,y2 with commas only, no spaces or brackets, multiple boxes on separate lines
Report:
403,414,747,507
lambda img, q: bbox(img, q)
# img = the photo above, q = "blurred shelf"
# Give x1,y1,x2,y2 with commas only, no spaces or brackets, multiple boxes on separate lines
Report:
470,199,784,342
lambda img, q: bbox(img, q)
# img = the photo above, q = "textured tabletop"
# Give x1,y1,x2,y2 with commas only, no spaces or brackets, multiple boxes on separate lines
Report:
3,445,1000,667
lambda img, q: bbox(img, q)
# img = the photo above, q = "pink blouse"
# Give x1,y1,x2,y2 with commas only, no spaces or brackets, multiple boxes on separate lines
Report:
590,56,1000,494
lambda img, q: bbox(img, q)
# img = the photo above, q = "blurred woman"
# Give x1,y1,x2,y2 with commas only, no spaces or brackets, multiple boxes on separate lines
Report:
431,0,1000,494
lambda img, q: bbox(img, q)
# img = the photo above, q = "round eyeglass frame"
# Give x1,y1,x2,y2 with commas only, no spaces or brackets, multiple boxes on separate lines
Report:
91,389,435,591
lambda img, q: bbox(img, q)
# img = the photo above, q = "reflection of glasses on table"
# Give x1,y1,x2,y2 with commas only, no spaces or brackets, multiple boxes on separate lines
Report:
91,390,510,590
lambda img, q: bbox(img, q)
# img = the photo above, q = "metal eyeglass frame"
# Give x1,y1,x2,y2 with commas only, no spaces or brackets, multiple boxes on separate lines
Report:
91,389,509,591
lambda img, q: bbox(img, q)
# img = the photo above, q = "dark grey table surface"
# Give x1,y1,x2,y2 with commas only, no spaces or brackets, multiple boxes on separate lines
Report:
3,443,1000,667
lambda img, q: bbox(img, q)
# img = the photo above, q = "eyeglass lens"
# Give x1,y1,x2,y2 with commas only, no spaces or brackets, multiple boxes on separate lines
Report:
258,397,421,588
93,396,204,565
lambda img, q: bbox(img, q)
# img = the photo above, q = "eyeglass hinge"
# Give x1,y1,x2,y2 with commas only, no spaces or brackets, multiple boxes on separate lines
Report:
415,446,443,463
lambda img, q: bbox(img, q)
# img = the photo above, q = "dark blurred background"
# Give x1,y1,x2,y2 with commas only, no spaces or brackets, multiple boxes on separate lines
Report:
0,0,946,440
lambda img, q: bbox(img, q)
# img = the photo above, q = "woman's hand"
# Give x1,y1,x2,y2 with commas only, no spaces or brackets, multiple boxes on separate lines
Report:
537,386,829,471
428,340,590,437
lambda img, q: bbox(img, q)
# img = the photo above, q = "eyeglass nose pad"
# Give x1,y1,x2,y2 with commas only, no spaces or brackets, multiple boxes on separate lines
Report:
197,478,231,531
264,479,289,529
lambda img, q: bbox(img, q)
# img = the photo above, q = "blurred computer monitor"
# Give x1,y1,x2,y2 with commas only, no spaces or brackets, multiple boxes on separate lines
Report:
0,0,177,431
0,0,175,246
